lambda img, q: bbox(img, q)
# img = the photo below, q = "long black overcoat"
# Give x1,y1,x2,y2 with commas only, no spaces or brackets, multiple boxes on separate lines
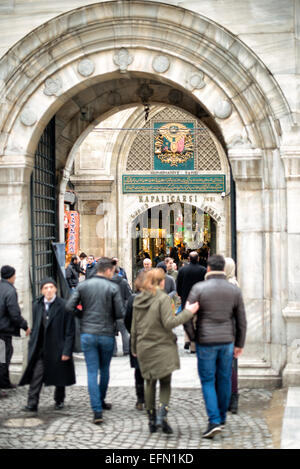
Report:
19,296,76,387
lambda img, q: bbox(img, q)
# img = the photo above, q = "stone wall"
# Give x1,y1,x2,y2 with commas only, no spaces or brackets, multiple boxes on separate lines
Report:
0,0,299,124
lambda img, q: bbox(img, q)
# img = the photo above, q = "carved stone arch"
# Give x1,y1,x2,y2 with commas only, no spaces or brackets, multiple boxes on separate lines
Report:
129,199,223,225
0,0,292,167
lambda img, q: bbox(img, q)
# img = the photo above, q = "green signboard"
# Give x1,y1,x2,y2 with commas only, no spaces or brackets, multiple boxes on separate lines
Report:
122,175,225,194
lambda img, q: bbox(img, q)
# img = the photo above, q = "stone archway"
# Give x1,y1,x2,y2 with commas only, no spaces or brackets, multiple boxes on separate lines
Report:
0,1,293,383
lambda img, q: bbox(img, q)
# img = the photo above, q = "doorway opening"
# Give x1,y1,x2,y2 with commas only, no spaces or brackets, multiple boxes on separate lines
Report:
131,202,217,279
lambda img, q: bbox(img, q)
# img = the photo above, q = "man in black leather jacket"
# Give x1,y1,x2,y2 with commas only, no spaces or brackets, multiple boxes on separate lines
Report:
66,257,124,425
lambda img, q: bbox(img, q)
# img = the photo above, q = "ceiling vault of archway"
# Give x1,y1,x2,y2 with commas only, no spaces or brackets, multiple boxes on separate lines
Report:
55,76,224,171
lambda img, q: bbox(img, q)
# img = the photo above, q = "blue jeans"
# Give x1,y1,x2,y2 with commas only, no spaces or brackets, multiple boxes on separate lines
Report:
80,333,115,413
196,343,234,425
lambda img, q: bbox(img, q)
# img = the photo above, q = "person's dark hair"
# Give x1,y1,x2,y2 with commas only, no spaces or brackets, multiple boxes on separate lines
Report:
79,252,87,259
71,255,78,263
1,265,16,279
96,257,116,273
207,254,225,271
189,251,199,264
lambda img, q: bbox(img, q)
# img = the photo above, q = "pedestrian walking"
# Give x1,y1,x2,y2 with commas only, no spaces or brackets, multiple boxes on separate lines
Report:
156,262,176,298
131,268,199,434
85,255,97,279
224,257,240,414
165,257,178,282
186,254,247,439
0,265,30,395
112,267,131,356
140,258,152,273
176,251,206,308
176,251,206,352
124,271,145,411
66,255,81,290
66,257,124,425
19,278,76,412
112,257,128,280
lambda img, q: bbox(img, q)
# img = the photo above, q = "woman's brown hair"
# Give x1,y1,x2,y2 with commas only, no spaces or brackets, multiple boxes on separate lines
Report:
141,268,165,295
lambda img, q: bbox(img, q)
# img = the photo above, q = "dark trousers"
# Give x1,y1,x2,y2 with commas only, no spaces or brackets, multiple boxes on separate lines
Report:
135,367,144,403
113,319,130,355
0,335,13,388
27,356,65,408
231,358,238,394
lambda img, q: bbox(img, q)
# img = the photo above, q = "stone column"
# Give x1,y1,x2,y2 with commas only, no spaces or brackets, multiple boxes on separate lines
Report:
281,149,300,385
0,162,33,375
229,147,285,387
229,150,265,360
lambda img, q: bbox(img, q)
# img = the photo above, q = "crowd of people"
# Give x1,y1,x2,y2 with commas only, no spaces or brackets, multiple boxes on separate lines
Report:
0,249,247,440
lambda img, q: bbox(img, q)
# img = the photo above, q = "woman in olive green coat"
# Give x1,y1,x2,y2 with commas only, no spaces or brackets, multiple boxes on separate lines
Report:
131,268,198,434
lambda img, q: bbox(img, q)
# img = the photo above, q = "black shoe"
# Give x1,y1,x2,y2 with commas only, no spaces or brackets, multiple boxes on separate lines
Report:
184,341,190,350
102,401,112,410
23,405,38,412
147,409,157,433
55,402,64,410
228,393,239,414
93,412,103,425
162,420,173,434
2,383,17,389
202,423,221,439
156,404,173,434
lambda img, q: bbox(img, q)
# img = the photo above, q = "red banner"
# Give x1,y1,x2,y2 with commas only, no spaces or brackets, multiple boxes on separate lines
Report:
66,211,80,255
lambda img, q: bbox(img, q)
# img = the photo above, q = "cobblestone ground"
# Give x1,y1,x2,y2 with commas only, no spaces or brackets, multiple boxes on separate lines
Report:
0,385,275,449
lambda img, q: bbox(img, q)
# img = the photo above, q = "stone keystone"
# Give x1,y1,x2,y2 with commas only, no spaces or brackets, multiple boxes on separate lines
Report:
113,48,133,73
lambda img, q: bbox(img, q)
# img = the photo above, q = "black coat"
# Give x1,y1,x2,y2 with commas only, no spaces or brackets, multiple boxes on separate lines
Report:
19,296,76,387
124,294,139,369
112,274,132,312
85,263,97,279
0,280,28,337
176,262,206,307
66,262,80,288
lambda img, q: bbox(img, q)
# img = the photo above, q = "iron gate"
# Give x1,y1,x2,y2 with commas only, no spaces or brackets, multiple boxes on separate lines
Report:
30,117,57,299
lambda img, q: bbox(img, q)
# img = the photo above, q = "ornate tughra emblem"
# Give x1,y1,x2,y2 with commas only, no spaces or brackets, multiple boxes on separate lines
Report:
154,122,194,167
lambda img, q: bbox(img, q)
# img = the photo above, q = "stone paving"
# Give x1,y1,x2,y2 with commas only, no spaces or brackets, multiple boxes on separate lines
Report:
0,327,282,450
0,383,275,450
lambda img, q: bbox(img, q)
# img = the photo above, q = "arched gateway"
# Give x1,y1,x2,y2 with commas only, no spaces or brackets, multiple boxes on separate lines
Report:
0,1,297,386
